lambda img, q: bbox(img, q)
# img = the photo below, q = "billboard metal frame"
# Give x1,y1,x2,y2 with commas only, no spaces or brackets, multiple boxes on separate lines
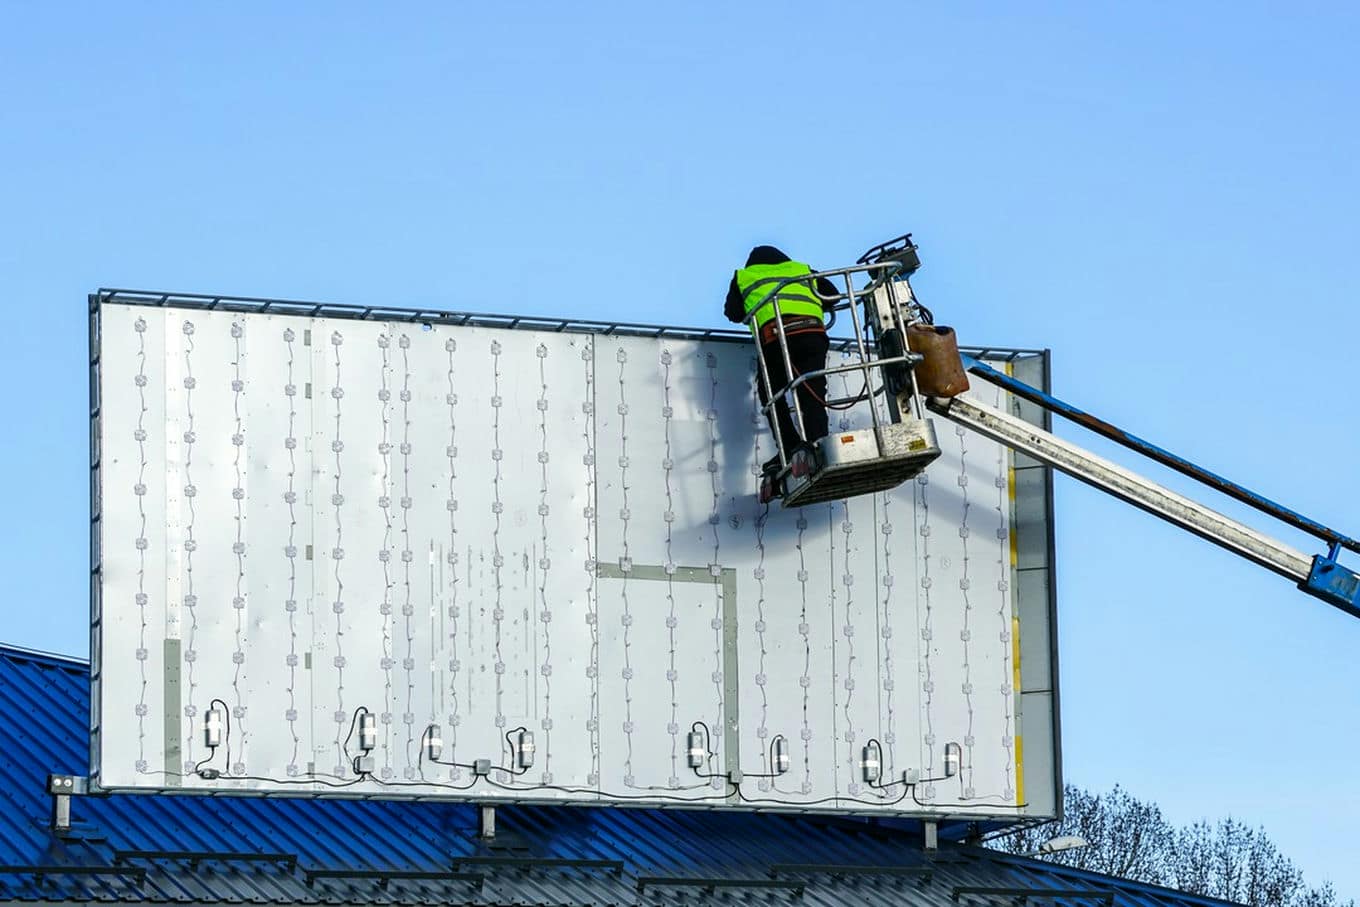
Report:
93,288,1045,357
87,288,1060,829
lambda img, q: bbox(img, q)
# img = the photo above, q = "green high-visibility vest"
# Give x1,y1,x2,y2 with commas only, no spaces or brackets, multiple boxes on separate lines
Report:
735,261,825,335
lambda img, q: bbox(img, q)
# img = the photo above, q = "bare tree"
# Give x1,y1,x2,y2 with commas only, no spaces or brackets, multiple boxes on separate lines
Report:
988,785,1349,907
990,785,1174,882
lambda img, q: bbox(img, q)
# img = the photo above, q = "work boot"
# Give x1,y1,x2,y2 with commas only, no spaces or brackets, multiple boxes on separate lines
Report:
758,473,780,505
759,454,784,504
789,443,818,478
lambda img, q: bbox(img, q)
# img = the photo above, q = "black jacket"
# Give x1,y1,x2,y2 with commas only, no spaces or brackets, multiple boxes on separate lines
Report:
724,245,838,324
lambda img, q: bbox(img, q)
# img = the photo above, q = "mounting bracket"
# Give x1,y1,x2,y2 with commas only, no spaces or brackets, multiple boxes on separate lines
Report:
47,774,90,833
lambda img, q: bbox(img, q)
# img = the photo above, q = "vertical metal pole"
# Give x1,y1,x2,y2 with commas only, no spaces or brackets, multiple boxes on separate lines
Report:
883,277,908,333
842,274,883,435
750,312,788,471
51,794,72,833
771,289,809,449
719,569,740,804
88,296,104,784
896,279,927,418
881,279,919,420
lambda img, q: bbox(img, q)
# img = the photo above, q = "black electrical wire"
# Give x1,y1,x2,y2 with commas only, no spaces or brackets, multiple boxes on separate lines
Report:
190,697,374,788
340,706,368,772
482,724,725,800
482,773,733,803
230,772,369,789
685,722,861,802
873,770,960,791
146,767,367,790
688,720,727,781
342,707,375,779
727,734,906,807
416,723,483,775
180,702,477,794
688,720,787,782
775,360,870,413
862,737,1028,809
238,706,999,812
731,782,909,809
729,735,791,781
500,726,530,777
417,725,530,780
909,787,1028,810
190,706,1020,811
687,729,1021,811
369,773,481,794
856,737,941,792
182,700,367,789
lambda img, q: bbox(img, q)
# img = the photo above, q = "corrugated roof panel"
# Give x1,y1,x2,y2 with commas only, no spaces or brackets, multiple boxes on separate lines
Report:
0,644,1242,906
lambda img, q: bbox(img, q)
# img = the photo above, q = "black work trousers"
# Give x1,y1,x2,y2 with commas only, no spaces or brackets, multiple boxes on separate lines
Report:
757,327,830,459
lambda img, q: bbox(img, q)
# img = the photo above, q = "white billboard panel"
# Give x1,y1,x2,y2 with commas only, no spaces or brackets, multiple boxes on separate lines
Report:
91,296,1057,819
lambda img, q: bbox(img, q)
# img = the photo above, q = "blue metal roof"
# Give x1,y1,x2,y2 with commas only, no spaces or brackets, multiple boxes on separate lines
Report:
0,643,1238,906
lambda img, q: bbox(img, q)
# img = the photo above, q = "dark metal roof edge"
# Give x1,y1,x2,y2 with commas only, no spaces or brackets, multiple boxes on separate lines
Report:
0,644,88,672
0,641,1255,907
967,846,1254,907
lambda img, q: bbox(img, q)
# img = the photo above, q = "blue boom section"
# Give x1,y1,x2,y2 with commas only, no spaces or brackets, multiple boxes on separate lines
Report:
1303,557,1360,617
960,356,1360,619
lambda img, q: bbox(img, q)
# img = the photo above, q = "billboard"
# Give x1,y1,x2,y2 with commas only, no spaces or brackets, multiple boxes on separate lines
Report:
90,291,1059,820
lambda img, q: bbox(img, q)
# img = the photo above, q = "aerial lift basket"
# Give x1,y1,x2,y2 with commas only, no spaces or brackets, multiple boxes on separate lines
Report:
748,235,958,507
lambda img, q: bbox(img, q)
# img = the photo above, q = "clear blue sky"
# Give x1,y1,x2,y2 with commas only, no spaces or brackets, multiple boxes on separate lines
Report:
3,1,1358,893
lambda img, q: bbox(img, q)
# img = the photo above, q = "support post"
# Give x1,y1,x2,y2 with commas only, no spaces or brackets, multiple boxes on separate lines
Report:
52,793,72,833
924,820,939,853
47,774,88,833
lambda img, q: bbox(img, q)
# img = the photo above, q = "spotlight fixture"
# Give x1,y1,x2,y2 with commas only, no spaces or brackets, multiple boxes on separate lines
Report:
687,730,706,769
943,742,962,778
203,708,224,749
860,743,881,784
516,730,536,769
772,736,790,776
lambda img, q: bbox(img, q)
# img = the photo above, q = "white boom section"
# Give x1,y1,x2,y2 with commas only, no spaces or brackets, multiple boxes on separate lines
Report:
929,390,1314,583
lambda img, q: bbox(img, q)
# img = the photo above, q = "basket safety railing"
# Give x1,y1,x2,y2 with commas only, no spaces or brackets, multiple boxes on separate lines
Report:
741,261,929,479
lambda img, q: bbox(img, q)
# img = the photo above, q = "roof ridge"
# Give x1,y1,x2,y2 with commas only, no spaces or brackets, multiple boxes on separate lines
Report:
0,642,88,672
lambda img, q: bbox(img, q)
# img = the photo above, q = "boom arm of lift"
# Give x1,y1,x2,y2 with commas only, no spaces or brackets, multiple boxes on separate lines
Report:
925,356,1360,620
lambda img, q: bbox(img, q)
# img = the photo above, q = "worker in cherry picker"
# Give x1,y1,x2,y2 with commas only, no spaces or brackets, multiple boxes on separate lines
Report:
725,245,836,483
